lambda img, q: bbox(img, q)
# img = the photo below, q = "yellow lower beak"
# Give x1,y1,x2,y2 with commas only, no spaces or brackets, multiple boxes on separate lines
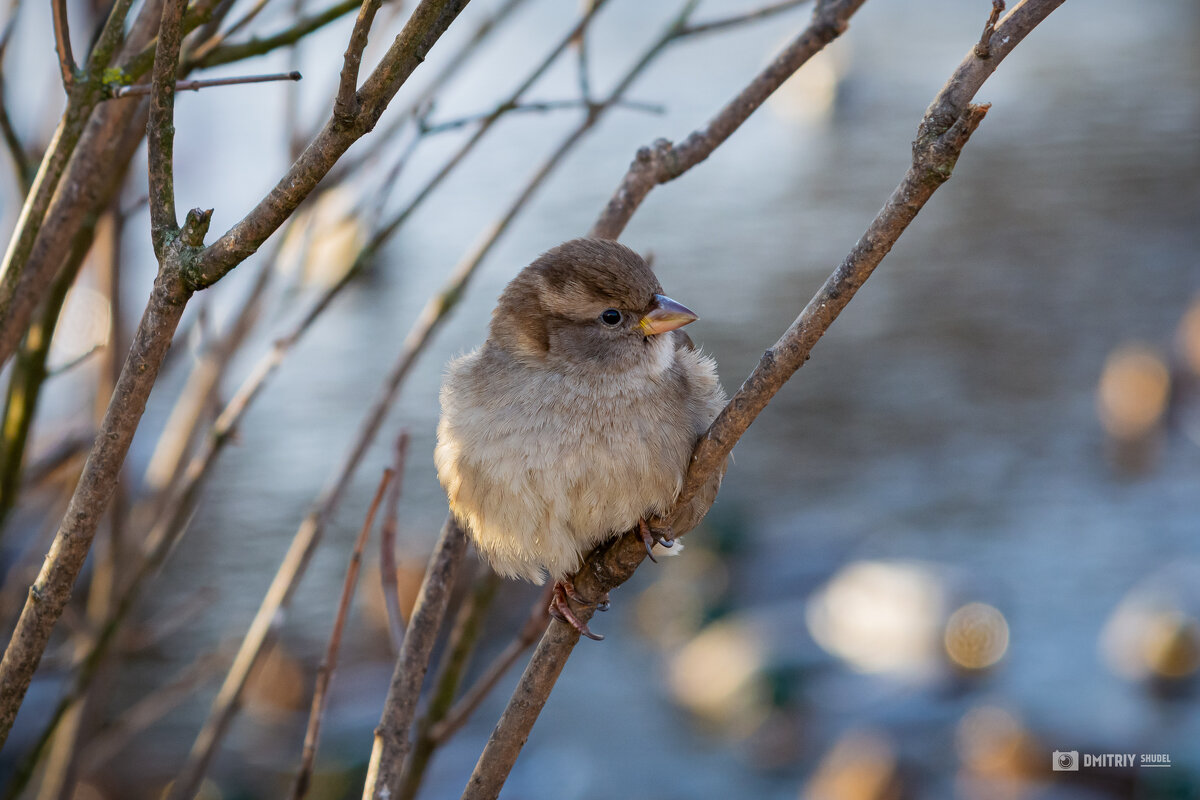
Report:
638,294,698,336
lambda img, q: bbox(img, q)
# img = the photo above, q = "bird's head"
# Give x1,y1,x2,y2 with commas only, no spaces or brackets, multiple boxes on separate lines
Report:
488,238,698,374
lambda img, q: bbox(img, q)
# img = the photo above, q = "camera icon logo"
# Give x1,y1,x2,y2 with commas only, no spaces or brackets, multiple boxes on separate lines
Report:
1053,750,1079,771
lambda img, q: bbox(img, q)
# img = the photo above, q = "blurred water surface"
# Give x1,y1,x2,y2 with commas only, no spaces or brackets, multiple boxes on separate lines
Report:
4,0,1200,797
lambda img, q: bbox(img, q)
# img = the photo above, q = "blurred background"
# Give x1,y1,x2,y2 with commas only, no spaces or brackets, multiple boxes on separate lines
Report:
1,0,1199,797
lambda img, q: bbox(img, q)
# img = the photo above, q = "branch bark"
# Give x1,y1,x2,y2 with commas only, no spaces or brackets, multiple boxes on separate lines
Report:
0,0,192,749
460,1,1066,797
51,0,75,87
291,469,394,800
380,433,411,652
362,516,470,799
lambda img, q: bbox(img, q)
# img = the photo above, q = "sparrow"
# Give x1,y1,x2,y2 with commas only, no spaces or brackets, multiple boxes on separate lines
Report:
435,238,726,639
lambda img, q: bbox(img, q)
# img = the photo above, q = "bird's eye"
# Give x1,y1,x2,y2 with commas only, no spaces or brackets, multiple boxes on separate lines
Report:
600,309,622,326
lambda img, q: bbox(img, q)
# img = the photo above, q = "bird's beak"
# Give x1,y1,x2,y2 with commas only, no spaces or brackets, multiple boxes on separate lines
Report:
638,294,698,336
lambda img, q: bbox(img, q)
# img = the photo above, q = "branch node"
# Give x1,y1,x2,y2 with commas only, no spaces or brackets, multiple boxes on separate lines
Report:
181,208,214,248
974,0,1005,59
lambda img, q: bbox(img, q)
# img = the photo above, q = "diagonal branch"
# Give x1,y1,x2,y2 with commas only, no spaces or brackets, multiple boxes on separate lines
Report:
676,0,809,37
460,1,1066,797
291,468,394,800
363,517,470,799
590,0,866,239
380,432,411,652
335,0,386,122
51,0,75,88
191,0,361,68
188,0,472,289
112,70,301,97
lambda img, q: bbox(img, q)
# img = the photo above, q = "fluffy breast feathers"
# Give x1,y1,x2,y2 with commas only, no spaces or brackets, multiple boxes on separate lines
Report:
435,336,724,583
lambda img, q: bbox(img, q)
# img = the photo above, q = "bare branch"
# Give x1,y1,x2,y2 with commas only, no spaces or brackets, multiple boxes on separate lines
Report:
51,0,76,87
343,0,532,174
429,591,547,744
0,219,96,529
676,0,809,37
79,648,230,772
357,0,612,259
291,468,394,800
191,0,361,69
974,0,1005,58
147,0,188,254
380,432,411,652
591,0,866,239
335,0,386,122
420,97,663,135
0,76,30,193
112,70,301,97
189,0,473,289
397,569,501,800
363,516,470,799
461,1,1067,797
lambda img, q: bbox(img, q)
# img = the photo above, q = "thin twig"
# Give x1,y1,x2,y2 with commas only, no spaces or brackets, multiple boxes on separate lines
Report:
190,0,361,68
356,0,611,259
462,2,1067,797
0,0,138,371
974,0,1005,58
334,0,386,122
0,1,31,192
139,254,274,521
78,647,230,773
51,0,76,87
342,0,532,175
397,568,501,800
676,0,809,37
429,590,547,744
420,97,663,135
291,468,394,800
188,0,473,289
0,220,96,530
112,70,301,97
380,432,411,652
46,344,104,377
590,0,866,240
362,516,470,799
572,9,590,104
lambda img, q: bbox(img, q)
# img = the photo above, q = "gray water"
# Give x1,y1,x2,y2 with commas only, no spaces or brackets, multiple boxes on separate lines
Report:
4,0,1200,797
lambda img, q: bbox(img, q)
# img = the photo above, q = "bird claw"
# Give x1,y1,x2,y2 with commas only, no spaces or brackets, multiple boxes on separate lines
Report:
550,580,604,641
637,518,675,562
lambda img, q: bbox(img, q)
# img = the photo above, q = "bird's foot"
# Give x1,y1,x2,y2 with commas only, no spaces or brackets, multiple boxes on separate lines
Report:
637,518,676,563
549,579,605,641
560,577,610,612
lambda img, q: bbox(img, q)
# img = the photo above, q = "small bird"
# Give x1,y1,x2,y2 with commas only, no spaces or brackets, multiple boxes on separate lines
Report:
435,238,726,639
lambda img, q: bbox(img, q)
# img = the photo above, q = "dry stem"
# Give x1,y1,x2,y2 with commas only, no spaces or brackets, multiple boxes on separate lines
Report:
291,468,394,800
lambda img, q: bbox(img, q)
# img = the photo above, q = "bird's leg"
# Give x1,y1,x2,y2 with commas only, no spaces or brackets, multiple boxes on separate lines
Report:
549,579,605,641
637,518,676,562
